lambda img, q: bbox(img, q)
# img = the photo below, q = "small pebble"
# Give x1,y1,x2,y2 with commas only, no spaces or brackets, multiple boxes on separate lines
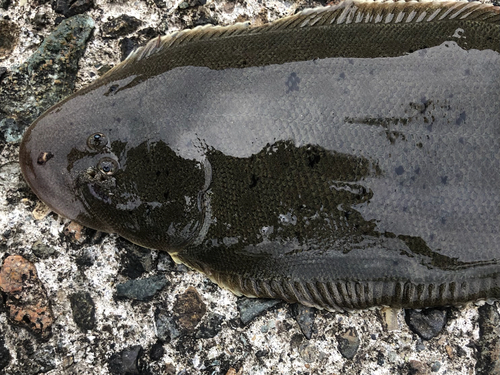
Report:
108,345,142,375
155,311,181,342
379,307,400,331
116,275,168,301
101,15,142,38
337,327,360,359
69,292,96,331
475,303,500,374
0,20,18,59
31,240,57,259
298,343,317,363
237,298,281,325
291,303,315,339
173,287,206,333
405,308,447,340
430,361,441,372
149,340,164,361
117,238,153,278
408,359,429,375
52,0,94,17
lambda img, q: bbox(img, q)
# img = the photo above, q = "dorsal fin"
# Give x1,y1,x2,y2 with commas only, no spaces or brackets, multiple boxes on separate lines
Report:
113,0,499,72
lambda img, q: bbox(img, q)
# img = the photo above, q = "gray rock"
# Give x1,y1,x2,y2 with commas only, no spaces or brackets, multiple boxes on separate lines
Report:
0,15,94,129
298,342,317,363
31,240,57,259
337,327,360,359
108,345,142,375
116,275,168,301
291,303,315,339
237,298,281,325
430,361,441,372
155,312,181,342
405,308,447,340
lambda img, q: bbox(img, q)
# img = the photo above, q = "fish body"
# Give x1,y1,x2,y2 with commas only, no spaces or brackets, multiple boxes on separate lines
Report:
20,0,500,310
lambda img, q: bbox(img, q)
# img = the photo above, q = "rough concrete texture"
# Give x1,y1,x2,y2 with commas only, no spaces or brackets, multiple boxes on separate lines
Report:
0,0,499,374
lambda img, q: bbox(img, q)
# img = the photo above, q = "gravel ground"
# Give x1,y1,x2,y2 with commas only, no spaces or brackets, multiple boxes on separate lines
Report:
0,0,499,374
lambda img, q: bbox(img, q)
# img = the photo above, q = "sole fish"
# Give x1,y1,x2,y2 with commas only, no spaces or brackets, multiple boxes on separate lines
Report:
19,0,500,310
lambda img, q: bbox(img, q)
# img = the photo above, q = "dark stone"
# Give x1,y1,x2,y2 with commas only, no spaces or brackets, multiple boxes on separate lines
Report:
52,0,94,17
377,352,385,365
195,313,224,339
475,303,500,375
0,0,11,9
69,292,96,331
117,238,153,279
108,345,142,375
405,308,447,340
337,327,360,359
31,240,57,259
173,287,206,333
0,67,6,81
0,20,18,59
291,303,315,339
116,275,168,301
0,335,11,371
255,349,268,358
17,342,56,374
101,15,142,38
237,297,281,325
149,340,164,361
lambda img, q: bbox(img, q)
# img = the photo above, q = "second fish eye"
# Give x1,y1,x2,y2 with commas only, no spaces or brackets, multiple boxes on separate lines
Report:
87,132,108,150
97,158,119,175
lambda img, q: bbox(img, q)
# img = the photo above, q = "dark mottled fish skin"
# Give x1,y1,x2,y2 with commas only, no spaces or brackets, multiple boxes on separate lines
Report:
19,0,500,310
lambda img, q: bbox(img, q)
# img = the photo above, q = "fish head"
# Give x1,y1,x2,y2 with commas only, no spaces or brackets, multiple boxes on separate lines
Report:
19,89,208,252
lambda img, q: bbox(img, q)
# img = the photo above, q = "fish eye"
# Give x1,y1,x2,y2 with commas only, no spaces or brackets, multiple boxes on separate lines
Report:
87,132,108,150
97,158,119,175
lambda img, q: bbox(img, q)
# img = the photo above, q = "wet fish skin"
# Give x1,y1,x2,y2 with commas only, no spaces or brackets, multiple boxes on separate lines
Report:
19,0,500,310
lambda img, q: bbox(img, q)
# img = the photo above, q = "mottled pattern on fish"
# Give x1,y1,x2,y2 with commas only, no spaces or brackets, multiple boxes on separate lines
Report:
19,0,500,310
